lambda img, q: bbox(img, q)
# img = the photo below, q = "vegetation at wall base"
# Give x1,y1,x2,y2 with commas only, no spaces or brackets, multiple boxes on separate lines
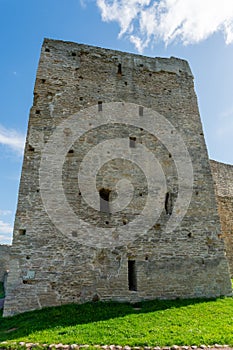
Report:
0,295,233,347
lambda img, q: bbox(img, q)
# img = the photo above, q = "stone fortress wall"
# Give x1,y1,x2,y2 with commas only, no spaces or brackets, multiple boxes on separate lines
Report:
2,39,232,316
1,160,233,287
210,160,233,277
0,245,10,283
1,159,232,286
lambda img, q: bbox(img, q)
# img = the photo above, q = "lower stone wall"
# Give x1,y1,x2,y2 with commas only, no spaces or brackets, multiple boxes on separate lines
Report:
210,160,233,277
215,196,233,277
0,245,11,282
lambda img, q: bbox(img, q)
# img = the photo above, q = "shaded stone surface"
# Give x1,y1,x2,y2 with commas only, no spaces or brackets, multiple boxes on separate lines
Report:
210,160,233,277
0,298,4,309
0,245,10,282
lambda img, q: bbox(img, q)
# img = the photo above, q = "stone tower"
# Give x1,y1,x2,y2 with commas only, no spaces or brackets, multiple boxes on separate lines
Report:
3,39,232,316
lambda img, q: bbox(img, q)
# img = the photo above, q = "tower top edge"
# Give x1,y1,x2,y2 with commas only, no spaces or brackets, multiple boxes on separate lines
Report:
42,38,193,77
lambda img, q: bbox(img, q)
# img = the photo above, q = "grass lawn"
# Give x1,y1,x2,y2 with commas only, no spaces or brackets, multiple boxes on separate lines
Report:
0,295,233,347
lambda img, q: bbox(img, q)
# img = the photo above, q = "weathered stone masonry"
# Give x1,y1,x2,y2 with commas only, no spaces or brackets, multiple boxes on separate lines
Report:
210,160,233,277
3,39,232,316
0,245,10,283
0,245,10,300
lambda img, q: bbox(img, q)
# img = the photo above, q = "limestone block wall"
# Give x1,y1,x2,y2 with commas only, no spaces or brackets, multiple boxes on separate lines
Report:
210,160,233,276
3,39,232,316
0,245,11,282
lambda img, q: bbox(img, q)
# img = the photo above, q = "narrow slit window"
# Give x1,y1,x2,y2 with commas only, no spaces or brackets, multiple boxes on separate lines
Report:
129,136,136,148
165,192,169,214
117,63,122,75
19,229,26,236
139,106,143,116
99,188,111,213
98,101,103,112
165,192,173,215
128,260,137,291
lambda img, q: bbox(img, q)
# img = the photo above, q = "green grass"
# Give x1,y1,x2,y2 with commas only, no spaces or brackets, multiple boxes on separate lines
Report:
0,296,233,347
0,282,4,299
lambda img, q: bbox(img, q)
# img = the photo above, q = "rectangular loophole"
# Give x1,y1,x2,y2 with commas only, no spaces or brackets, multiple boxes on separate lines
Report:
98,101,103,112
28,145,35,152
128,260,137,291
18,229,26,236
139,106,143,116
99,188,110,213
68,149,74,155
129,136,136,148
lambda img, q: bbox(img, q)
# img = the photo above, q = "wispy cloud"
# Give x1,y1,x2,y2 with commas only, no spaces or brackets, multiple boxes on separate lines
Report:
216,107,233,139
0,221,12,234
0,211,13,244
0,210,12,216
0,220,13,242
80,0,87,8
0,124,25,155
0,233,12,245
96,0,233,51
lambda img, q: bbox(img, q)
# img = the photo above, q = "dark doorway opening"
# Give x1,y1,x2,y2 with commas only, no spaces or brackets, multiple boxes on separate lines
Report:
128,260,137,291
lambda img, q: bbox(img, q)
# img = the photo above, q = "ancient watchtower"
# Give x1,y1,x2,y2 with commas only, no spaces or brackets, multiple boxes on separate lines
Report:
3,39,232,316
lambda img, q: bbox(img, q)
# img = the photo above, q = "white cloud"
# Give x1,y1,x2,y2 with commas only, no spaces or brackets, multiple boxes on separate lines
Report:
0,212,13,244
0,210,12,216
0,233,12,245
95,0,233,51
0,220,13,235
0,124,25,155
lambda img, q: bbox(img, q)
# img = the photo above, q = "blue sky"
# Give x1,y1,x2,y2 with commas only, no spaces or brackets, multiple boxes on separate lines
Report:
0,0,233,244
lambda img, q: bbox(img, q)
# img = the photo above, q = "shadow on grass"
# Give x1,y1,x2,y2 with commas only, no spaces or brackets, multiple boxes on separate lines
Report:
0,297,217,342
